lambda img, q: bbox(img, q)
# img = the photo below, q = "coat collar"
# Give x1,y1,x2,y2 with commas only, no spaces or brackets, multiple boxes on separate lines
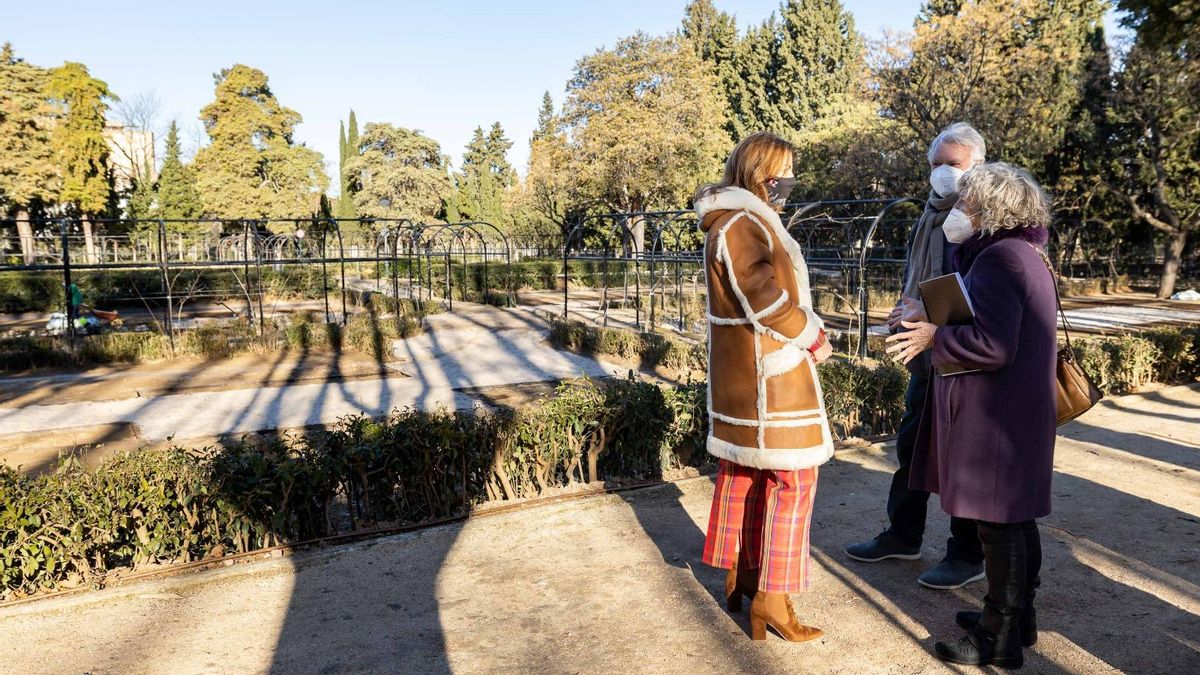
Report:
694,186,781,232
694,185,813,308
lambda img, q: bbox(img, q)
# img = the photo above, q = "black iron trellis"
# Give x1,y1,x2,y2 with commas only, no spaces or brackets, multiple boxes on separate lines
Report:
561,198,925,359
0,217,517,343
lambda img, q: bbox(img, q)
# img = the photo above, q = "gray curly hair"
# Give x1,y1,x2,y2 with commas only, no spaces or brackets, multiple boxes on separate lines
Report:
958,162,1052,235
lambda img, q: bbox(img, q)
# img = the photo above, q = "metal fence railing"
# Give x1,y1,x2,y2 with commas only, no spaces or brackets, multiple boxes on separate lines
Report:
0,217,516,344
561,199,925,359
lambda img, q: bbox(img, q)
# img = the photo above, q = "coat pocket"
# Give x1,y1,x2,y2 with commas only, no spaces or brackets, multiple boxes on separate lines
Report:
762,343,803,378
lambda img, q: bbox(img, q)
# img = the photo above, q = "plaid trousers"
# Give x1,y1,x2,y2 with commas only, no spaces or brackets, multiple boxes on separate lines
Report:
702,459,819,593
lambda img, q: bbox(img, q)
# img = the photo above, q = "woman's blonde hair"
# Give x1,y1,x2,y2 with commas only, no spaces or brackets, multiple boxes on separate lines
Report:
695,131,794,204
959,162,1052,235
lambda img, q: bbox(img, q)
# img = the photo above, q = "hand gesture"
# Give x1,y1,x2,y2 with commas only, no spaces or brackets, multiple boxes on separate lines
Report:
899,297,928,324
812,338,833,364
885,320,936,365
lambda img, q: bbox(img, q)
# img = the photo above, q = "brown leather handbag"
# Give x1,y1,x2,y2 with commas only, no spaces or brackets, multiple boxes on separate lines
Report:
1029,244,1103,425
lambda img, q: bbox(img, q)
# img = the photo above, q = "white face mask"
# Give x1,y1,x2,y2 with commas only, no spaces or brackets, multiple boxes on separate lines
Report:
929,165,965,198
942,208,976,244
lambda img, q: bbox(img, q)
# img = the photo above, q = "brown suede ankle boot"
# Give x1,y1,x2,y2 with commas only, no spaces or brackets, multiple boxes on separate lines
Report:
749,592,823,642
725,562,760,612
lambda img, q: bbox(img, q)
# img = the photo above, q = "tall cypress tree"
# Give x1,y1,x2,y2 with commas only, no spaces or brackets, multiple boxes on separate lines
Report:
346,110,359,156
157,120,201,224
681,0,742,141
336,111,359,219
532,91,556,143
772,0,863,132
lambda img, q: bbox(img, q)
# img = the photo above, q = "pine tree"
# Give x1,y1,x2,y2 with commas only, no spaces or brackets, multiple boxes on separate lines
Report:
917,0,963,22
452,122,516,226
681,0,742,141
46,61,116,262
0,43,57,263
192,65,328,226
772,0,863,132
157,120,201,223
485,122,515,187
531,91,556,143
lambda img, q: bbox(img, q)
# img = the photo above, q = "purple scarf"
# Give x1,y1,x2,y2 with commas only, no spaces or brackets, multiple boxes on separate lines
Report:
954,226,1050,274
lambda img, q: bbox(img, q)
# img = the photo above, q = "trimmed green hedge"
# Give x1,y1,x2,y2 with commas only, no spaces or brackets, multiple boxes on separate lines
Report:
1070,326,1200,395
0,268,331,314
0,377,707,599
550,319,1200,430
548,319,909,439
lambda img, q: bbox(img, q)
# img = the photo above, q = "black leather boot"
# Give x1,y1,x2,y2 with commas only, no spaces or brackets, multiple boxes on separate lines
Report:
955,593,1037,646
936,619,1024,669
937,521,1026,668
955,603,1036,648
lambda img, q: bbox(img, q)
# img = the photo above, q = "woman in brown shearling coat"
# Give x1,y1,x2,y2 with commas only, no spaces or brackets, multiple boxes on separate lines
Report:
698,132,833,642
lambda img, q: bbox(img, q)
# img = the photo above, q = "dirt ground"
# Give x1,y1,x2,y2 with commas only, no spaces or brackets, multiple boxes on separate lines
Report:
0,384,1195,675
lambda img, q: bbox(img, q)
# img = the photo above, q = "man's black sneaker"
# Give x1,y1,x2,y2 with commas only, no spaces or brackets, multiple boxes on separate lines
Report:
844,533,922,562
918,558,986,590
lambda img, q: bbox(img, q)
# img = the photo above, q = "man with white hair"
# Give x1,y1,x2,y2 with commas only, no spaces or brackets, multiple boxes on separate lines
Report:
844,122,987,590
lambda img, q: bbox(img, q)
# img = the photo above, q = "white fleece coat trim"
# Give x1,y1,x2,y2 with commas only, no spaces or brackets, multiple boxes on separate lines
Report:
707,436,834,471
765,409,824,420
762,305,824,350
711,410,827,428
708,313,751,325
695,186,814,308
702,189,824,349
762,343,803,378
750,289,789,322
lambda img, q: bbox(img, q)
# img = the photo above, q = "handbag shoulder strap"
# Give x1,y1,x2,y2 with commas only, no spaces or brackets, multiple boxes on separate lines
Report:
1025,242,1076,353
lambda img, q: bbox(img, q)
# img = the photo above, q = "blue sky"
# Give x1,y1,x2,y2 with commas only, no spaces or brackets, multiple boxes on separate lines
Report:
4,1,1125,189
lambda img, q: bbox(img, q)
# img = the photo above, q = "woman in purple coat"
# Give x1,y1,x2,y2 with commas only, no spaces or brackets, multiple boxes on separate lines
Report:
886,162,1057,669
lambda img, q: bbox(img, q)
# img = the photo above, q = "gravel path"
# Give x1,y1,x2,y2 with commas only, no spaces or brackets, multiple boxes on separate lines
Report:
0,304,619,445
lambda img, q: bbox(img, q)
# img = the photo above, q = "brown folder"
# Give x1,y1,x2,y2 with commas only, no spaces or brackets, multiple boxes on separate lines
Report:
918,272,978,376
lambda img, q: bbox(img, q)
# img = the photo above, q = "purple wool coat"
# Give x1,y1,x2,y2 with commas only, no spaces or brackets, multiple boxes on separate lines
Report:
910,228,1058,524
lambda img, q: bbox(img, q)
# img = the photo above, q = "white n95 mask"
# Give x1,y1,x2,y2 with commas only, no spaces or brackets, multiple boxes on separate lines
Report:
942,208,976,244
929,165,965,198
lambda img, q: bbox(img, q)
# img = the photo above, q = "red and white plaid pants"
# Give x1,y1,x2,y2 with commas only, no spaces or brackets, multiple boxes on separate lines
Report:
702,459,819,593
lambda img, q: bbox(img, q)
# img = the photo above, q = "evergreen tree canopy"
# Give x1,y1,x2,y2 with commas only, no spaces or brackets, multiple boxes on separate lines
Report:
687,0,864,141
343,122,451,221
772,0,863,132
531,91,556,143
681,0,742,140
452,121,516,226
0,43,56,216
193,64,328,223
874,0,1108,182
45,61,115,216
157,120,202,222
1104,23,1200,297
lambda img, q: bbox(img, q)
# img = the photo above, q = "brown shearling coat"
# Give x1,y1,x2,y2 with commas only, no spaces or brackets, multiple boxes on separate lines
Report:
697,186,833,470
